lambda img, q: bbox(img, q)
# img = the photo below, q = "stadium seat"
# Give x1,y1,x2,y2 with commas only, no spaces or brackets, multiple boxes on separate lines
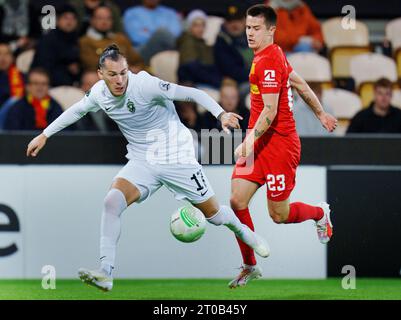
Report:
349,53,398,107
391,88,401,109
322,17,370,78
396,49,401,79
322,88,362,119
150,50,179,83
245,93,251,110
385,18,401,53
16,49,35,73
287,52,332,83
196,87,220,114
203,16,224,46
49,86,85,111
350,53,397,88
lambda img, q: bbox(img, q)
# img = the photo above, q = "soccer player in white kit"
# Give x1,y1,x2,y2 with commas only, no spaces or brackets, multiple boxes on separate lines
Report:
26,45,269,292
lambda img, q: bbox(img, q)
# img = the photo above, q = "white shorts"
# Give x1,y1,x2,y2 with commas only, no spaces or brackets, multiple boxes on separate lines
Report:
114,160,215,204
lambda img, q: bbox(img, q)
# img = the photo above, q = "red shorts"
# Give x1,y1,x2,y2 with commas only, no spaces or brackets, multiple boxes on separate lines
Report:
232,131,301,201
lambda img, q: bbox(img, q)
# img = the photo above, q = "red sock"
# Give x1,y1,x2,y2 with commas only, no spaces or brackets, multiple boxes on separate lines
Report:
286,202,324,223
234,208,256,266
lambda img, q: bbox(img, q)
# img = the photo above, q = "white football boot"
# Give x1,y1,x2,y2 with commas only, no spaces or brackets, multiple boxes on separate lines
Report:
78,268,113,292
237,226,270,258
316,202,333,244
228,265,263,288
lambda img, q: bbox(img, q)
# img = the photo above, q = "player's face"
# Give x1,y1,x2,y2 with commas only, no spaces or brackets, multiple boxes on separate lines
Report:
98,58,129,96
246,15,275,52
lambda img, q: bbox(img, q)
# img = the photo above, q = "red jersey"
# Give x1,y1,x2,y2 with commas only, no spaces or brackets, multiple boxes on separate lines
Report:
248,43,296,135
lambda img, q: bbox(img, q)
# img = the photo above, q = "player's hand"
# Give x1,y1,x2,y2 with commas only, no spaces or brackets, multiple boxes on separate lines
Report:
318,112,338,132
234,139,254,159
219,112,243,134
26,133,47,157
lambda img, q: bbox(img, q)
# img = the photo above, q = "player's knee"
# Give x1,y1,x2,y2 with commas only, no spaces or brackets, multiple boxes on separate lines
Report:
269,210,286,224
103,189,127,215
230,194,248,211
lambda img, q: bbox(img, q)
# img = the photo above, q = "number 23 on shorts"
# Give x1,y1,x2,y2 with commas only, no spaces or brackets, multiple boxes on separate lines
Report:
266,174,286,197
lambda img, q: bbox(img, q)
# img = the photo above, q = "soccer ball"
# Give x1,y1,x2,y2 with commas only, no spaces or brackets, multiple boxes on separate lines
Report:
170,205,206,243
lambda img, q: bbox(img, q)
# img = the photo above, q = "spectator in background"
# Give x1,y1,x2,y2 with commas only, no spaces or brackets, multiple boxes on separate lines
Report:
4,68,63,130
0,42,25,129
70,0,123,36
79,5,145,72
80,70,118,132
0,0,36,54
347,78,401,133
177,10,222,89
293,82,333,136
176,100,202,132
0,42,24,107
214,5,252,96
267,0,324,53
201,79,249,130
31,4,81,87
123,0,182,64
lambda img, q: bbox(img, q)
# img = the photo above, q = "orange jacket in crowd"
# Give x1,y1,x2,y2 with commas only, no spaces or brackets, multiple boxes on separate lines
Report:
272,3,324,52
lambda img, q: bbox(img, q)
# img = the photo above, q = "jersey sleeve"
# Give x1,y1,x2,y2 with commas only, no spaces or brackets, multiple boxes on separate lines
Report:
138,71,178,102
255,57,285,94
43,89,100,138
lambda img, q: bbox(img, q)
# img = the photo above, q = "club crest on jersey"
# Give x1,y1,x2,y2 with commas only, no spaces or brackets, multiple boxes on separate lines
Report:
126,99,135,113
159,81,170,91
264,70,275,81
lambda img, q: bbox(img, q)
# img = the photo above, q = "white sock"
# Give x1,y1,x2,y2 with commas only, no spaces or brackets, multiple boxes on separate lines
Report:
100,188,127,276
206,205,258,248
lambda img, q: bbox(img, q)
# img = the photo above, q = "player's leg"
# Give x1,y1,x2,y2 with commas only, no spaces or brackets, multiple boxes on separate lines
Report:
268,197,332,243
264,133,332,243
160,163,269,257
79,161,162,291
228,178,264,288
79,178,141,291
192,195,269,258
230,178,260,267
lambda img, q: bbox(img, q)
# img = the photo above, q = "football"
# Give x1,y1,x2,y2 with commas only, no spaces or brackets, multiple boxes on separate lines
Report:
170,205,206,243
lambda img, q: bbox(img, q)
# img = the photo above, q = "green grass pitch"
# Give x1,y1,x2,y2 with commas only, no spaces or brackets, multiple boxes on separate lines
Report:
0,279,400,300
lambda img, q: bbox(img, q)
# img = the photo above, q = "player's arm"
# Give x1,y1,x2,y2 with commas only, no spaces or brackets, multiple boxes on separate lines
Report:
141,74,243,133
289,70,337,132
234,93,278,158
26,96,99,157
173,85,243,133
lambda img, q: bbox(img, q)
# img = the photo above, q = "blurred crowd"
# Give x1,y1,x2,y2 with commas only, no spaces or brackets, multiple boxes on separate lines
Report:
0,0,400,135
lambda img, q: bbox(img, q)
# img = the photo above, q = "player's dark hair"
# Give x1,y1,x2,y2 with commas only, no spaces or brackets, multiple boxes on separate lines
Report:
98,44,125,70
247,4,277,27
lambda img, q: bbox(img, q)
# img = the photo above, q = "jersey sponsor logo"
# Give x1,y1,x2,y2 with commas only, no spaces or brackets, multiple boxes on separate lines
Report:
250,83,260,94
159,81,170,91
264,70,275,81
126,99,135,113
262,70,278,88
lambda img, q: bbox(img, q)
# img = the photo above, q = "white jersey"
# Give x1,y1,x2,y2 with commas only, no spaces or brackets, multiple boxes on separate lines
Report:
44,71,223,164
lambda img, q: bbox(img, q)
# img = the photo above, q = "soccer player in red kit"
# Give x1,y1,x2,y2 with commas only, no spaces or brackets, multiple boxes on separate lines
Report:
228,4,338,288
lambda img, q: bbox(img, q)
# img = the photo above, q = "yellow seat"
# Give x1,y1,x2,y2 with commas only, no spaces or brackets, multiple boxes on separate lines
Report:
150,50,179,83
391,88,401,109
395,49,401,79
322,17,370,78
